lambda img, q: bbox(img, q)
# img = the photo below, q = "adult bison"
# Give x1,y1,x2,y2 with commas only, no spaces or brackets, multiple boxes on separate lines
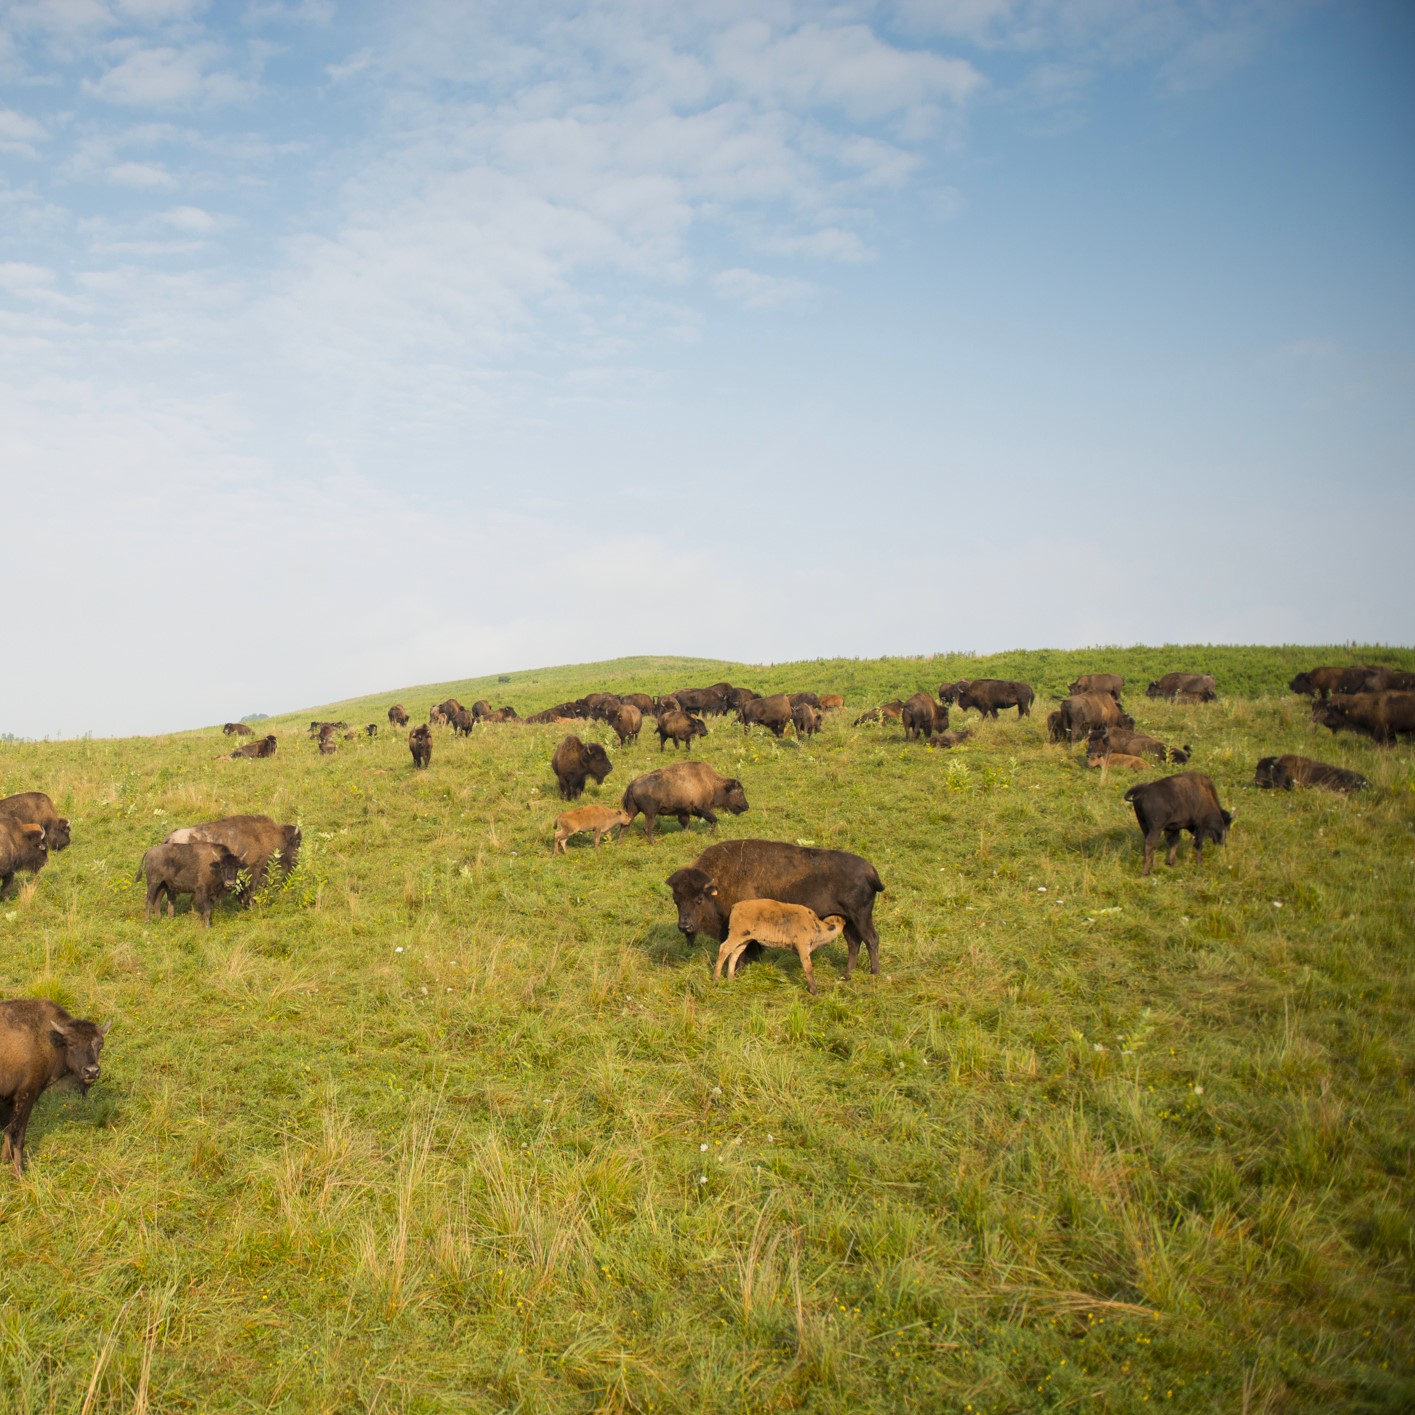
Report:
1311,692,1415,745
902,692,947,741
853,701,904,726
552,736,613,800
409,724,432,767
229,735,277,759
1086,727,1189,766
1123,772,1232,876
164,815,301,902
610,703,643,746
1146,673,1217,702
0,820,47,900
657,710,708,753
223,722,255,737
740,694,793,738
0,793,71,851
1254,755,1368,792
388,704,410,727
136,841,241,927
1058,693,1133,743
1068,674,1124,700
620,762,748,842
666,839,884,978
943,679,1034,718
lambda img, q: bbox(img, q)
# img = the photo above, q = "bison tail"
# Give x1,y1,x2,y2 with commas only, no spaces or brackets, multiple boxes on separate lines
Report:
1123,784,1144,803
867,868,885,894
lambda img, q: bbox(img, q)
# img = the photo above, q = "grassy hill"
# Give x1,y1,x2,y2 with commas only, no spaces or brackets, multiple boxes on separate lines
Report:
1,646,1412,1411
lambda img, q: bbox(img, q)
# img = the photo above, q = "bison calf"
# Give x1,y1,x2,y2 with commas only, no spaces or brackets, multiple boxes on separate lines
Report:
552,806,633,855
0,999,109,1178
1124,772,1232,876
137,841,241,927
714,900,847,995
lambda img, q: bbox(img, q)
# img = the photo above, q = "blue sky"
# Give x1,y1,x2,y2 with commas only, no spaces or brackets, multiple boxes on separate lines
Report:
2,0,1411,736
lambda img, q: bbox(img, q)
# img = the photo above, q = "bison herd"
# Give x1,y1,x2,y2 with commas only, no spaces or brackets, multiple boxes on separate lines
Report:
0,658,1408,1175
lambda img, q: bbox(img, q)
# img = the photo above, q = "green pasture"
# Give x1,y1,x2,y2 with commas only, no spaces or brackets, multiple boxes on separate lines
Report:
0,646,1412,1412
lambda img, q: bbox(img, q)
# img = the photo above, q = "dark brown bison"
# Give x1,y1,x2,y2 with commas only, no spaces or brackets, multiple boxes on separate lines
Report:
1059,694,1133,743
791,702,820,738
0,819,48,899
610,703,643,746
740,693,793,737
927,730,972,749
223,722,255,736
409,724,432,768
1124,772,1233,876
671,686,731,716
364,723,379,737
1254,755,1368,792
1333,666,1415,695
725,687,761,713
1146,673,1217,702
0,793,71,851
136,841,241,927
1311,692,1415,745
657,710,708,753
552,736,613,799
0,999,109,1178
449,708,476,736
943,679,1034,718
788,692,821,710
163,815,302,902
482,706,519,723
470,699,493,720
666,838,884,977
1086,727,1190,765
1289,667,1366,700
619,693,654,717
388,704,410,727
527,700,590,725
1045,710,1066,744
853,701,904,725
620,762,748,842
1068,674,1124,701
432,699,464,721
308,720,348,737
902,692,947,742
229,735,277,759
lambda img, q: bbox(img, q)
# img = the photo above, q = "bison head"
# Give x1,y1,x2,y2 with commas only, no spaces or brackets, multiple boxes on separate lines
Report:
690,716,709,738
720,779,749,815
585,744,613,783
50,1016,108,1091
46,817,72,851
1253,757,1289,790
665,867,726,939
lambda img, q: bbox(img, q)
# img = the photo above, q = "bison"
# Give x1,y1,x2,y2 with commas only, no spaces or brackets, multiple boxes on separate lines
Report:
552,736,613,800
0,793,71,851
1312,692,1415,745
409,724,432,768
1146,673,1217,702
1059,693,1133,743
223,722,255,736
621,762,748,842
853,701,904,725
164,815,300,902
1086,727,1190,765
819,694,845,712
943,679,1034,718
0,999,109,1178
136,841,241,927
740,693,794,737
1068,674,1124,701
791,702,821,739
902,692,947,741
552,805,633,856
713,901,847,995
666,838,884,977
229,735,277,759
657,710,708,753
610,703,643,746
1254,755,1369,793
926,730,972,749
0,819,47,899
1124,772,1232,876
388,704,410,727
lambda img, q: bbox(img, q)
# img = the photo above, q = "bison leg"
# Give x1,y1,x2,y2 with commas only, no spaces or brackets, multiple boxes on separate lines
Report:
0,872,12,901
3,1089,35,1177
1141,833,1159,876
725,942,753,980
842,919,882,978
1164,829,1182,867
795,941,818,994
714,937,741,980
145,881,159,921
641,811,657,842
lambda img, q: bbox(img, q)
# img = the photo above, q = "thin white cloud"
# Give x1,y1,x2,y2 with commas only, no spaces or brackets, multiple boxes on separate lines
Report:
158,201,219,230
84,42,253,106
713,266,815,309
104,157,177,185
0,105,48,154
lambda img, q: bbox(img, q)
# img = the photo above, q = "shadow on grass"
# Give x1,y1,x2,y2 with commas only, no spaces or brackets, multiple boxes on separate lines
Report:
1074,827,1136,859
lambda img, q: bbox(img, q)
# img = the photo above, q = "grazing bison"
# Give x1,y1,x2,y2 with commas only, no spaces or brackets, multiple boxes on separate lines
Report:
0,999,109,1178
902,692,947,741
725,687,761,713
449,707,476,736
671,686,731,716
470,699,493,720
136,841,241,927
1146,673,1217,702
388,704,410,727
1059,693,1133,743
788,692,821,710
229,735,277,760
740,693,794,738
666,839,884,977
1124,772,1232,876
620,693,654,717
223,722,254,737
0,793,71,851
714,901,847,995
944,679,1034,719
791,702,821,739
819,693,845,712
409,724,432,768
1289,667,1368,700
610,703,643,746
1086,727,1190,766
854,701,905,725
1312,692,1415,745
552,805,633,856
552,736,613,800
621,763,748,842
163,815,301,902
1254,755,1369,793
657,710,708,753
1068,674,1124,701
0,819,47,899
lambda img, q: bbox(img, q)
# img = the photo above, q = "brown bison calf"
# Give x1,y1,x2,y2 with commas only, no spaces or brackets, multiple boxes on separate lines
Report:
1254,755,1368,793
1124,772,1233,876
0,999,109,1178
409,724,433,768
714,900,847,995
1085,752,1152,773
0,819,48,899
853,701,905,726
136,841,242,927
1086,727,1190,766
791,702,820,738
0,792,71,851
552,806,633,855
